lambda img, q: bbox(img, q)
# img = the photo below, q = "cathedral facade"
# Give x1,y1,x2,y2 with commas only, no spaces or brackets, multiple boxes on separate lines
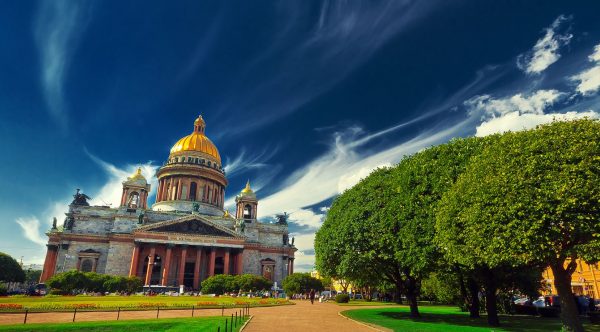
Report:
39,116,296,290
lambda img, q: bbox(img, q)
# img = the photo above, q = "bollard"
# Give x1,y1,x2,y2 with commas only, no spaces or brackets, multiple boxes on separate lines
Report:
23,309,28,324
192,305,195,317
235,311,238,326
221,305,224,316
117,307,121,321
218,327,220,332
225,318,228,332
157,306,160,319
230,313,233,329
73,308,77,322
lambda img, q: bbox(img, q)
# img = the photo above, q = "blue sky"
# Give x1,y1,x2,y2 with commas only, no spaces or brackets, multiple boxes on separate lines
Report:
2,1,600,271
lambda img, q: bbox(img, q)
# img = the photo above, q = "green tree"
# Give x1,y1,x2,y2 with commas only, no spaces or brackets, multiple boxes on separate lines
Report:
0,252,25,283
25,269,42,285
281,273,323,295
200,274,237,295
436,119,600,332
236,274,273,292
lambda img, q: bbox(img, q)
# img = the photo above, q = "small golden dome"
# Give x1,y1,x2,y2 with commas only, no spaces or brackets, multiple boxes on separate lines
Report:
241,180,253,194
170,116,221,163
130,167,146,180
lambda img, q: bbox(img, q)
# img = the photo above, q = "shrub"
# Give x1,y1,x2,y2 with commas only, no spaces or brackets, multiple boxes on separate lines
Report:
201,275,237,295
335,294,350,303
0,283,7,296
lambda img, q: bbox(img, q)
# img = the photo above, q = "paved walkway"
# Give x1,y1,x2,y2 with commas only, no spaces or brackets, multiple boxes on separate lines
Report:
244,300,391,332
0,301,392,331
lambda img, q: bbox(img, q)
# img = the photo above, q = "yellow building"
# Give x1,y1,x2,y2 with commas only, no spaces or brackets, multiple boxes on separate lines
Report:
543,260,599,298
310,270,354,293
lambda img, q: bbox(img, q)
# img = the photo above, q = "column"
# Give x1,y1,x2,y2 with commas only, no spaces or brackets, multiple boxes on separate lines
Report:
169,177,174,200
591,264,599,299
120,189,128,207
223,250,230,275
161,245,173,286
145,247,156,285
193,247,202,289
208,249,216,277
40,244,58,282
236,251,244,275
157,180,164,203
289,258,294,275
177,178,183,200
178,246,187,286
129,243,140,277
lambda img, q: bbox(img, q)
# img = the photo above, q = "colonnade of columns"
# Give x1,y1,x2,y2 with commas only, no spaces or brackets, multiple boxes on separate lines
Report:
129,243,243,289
155,176,225,208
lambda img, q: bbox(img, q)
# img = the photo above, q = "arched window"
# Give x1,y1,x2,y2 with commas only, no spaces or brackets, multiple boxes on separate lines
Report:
190,182,197,201
80,259,93,272
128,192,139,208
243,204,252,219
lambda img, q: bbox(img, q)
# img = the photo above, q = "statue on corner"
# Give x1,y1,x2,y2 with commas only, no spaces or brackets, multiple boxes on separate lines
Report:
275,212,289,225
138,212,145,224
192,202,200,213
71,189,91,206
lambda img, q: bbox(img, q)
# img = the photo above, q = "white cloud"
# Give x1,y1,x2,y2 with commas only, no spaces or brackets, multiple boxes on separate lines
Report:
517,15,572,75
16,217,47,247
466,89,600,136
474,110,600,137
571,43,600,96
467,90,564,118
34,1,92,130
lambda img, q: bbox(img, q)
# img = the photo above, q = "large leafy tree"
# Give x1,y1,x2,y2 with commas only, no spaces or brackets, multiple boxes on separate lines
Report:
437,120,600,332
0,252,25,283
281,273,323,295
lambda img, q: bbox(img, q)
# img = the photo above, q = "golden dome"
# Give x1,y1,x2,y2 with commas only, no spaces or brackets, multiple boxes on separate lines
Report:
130,167,145,180
241,180,254,194
169,116,221,163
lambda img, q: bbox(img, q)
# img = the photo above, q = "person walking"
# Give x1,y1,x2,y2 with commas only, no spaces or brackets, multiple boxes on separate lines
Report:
309,289,316,304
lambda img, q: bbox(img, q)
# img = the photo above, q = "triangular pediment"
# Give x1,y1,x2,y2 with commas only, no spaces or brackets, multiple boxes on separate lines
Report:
135,215,242,239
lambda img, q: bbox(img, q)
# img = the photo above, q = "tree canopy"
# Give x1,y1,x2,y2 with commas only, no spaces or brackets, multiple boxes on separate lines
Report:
281,273,323,295
436,119,600,332
0,252,25,283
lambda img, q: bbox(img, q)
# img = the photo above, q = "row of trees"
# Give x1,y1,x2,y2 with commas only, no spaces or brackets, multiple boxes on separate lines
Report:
46,270,142,294
281,273,324,295
200,274,273,295
315,120,600,332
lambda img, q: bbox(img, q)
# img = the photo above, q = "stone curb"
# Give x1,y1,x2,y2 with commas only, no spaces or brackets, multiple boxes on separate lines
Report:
239,315,253,331
337,311,388,332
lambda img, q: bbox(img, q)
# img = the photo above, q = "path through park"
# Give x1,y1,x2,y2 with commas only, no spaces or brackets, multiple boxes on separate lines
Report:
244,300,390,332
0,300,391,331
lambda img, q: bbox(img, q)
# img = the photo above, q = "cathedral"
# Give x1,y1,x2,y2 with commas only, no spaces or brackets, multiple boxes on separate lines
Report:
39,116,296,290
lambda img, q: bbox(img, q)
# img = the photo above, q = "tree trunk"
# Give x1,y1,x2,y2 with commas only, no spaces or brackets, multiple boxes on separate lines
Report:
551,263,584,332
405,277,420,318
394,283,403,304
467,277,481,318
482,270,499,326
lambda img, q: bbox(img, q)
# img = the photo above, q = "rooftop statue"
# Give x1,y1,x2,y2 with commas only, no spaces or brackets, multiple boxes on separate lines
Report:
71,189,91,206
275,212,289,225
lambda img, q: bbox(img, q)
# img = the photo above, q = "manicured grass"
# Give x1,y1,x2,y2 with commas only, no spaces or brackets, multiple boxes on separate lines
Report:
0,295,290,312
0,316,247,332
336,300,397,306
342,305,600,332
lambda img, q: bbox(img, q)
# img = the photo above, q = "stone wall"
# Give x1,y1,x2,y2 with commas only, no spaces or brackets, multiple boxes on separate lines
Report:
54,241,110,274
105,241,134,276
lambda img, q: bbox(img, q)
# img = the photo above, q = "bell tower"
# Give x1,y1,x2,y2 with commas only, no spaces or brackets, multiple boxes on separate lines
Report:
120,168,151,209
235,180,258,222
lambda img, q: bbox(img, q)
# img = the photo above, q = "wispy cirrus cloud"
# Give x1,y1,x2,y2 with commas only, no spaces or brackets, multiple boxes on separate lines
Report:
34,0,93,131
214,0,443,137
517,15,572,75
571,43,600,96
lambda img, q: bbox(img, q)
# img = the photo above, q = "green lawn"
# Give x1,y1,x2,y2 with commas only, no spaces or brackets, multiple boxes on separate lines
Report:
0,316,248,332
342,306,600,332
336,300,397,306
0,295,289,312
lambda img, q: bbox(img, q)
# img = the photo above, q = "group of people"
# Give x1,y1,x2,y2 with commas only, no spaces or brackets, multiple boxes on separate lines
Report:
291,289,318,304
